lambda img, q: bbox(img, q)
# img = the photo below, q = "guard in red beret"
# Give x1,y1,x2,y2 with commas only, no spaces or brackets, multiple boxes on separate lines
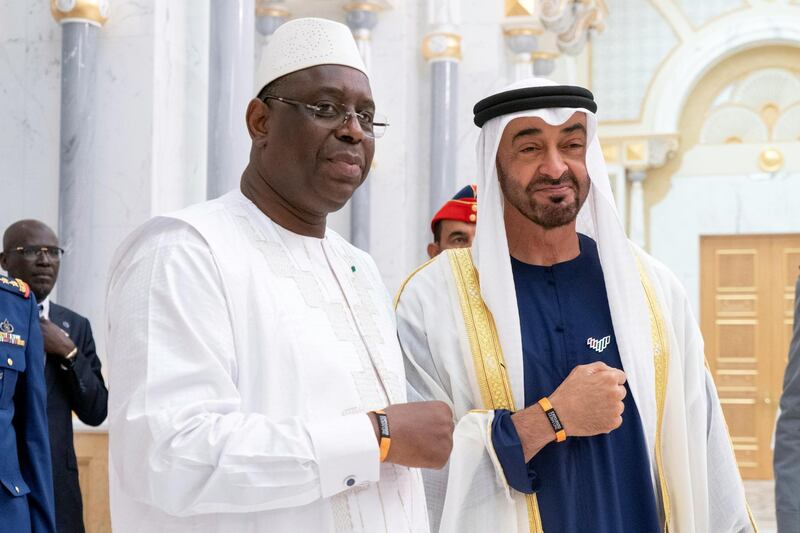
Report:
427,184,478,258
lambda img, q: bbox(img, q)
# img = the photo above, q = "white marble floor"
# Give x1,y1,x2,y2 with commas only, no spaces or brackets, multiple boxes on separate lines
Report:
745,480,776,533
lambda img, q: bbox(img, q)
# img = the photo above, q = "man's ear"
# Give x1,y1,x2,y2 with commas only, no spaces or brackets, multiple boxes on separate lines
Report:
427,242,441,259
0,252,7,272
246,98,269,142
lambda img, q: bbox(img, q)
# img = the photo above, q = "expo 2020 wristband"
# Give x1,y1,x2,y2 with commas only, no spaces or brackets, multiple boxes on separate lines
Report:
538,397,567,443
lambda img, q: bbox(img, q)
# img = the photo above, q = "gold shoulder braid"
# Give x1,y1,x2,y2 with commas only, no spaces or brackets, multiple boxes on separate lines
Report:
635,256,672,532
447,248,677,533
447,248,544,533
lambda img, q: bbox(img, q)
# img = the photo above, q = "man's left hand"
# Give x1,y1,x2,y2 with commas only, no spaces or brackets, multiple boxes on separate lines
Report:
40,318,76,360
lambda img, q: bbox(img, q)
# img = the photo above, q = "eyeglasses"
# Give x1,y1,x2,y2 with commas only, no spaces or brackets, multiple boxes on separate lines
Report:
10,246,65,261
261,95,389,139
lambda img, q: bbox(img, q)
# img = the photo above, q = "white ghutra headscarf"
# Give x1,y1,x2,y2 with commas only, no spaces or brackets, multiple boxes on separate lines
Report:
471,77,658,459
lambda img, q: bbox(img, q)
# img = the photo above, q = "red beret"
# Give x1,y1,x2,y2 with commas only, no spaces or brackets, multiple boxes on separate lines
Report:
431,184,478,233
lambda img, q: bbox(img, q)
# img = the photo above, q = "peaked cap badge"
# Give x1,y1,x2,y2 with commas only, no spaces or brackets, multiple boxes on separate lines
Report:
587,335,611,353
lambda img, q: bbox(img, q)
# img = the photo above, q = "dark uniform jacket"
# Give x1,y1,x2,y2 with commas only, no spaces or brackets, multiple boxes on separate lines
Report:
45,303,108,533
0,276,56,532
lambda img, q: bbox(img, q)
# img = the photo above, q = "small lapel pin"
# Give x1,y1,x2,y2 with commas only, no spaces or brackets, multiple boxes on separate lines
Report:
587,336,611,353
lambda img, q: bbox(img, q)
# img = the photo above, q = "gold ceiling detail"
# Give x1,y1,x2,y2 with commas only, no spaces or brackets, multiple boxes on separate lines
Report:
505,0,536,17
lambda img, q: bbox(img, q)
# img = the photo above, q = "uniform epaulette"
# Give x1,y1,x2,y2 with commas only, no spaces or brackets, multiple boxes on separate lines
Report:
0,276,31,298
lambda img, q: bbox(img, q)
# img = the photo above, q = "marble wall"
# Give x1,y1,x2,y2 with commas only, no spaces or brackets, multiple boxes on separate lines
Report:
678,0,746,28
0,1,62,237
651,175,800,316
1,0,209,362
591,0,678,122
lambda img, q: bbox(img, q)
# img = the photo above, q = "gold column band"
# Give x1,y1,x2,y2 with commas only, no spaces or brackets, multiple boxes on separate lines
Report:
422,32,462,61
51,0,109,26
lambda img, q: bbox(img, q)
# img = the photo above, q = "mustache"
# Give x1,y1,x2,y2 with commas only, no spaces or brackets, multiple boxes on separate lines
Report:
526,170,579,193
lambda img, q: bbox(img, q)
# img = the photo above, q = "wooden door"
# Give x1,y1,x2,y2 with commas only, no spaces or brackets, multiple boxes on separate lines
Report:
75,432,111,533
700,234,800,480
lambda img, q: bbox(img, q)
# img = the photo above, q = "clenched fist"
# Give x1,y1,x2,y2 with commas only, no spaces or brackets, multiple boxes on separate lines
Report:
369,401,454,469
549,361,627,437
512,361,627,461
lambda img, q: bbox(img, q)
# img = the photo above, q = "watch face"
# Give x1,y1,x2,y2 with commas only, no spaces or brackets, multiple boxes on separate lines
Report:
377,413,390,437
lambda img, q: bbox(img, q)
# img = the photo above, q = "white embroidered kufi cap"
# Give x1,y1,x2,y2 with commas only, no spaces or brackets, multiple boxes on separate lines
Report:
261,17,368,87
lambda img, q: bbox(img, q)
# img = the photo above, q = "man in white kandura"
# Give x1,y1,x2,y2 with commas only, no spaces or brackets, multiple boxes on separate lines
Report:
395,78,756,533
106,18,452,533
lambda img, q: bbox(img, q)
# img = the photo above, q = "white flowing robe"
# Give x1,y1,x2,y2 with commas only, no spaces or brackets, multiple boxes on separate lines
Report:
395,77,755,533
396,248,754,533
106,190,428,533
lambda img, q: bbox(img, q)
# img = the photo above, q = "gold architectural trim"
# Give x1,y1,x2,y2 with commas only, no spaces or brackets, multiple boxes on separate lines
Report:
601,143,620,163
503,27,544,37
635,254,672,531
625,142,647,164
532,51,559,61
256,5,290,18
505,0,536,17
343,1,385,13
422,32,462,61
643,46,800,246
760,101,780,127
682,2,750,32
758,147,784,172
447,248,543,533
51,0,108,26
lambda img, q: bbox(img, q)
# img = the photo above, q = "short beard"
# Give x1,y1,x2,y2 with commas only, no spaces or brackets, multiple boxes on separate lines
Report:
497,163,588,229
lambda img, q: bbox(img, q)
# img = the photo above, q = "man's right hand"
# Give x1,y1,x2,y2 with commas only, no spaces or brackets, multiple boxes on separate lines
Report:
549,361,627,437
369,401,454,469
511,361,626,461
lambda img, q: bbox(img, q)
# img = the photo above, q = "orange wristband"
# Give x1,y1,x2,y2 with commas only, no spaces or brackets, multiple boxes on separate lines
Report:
373,410,391,462
538,397,567,443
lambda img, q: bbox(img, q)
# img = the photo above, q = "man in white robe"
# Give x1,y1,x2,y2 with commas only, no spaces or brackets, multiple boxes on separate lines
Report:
106,18,452,533
395,78,755,532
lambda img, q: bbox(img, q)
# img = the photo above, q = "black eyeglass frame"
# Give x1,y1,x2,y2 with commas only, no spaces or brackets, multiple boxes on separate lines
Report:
10,246,66,261
260,95,389,139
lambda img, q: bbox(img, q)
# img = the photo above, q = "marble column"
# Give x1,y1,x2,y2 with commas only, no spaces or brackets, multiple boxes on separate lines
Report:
344,1,384,251
627,169,647,248
504,27,538,81
533,51,558,77
423,1,461,218
51,0,109,311
255,0,289,85
207,0,255,199
255,1,289,38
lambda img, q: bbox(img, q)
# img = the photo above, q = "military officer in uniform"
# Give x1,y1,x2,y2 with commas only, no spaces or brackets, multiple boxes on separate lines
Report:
0,275,56,532
2,219,108,533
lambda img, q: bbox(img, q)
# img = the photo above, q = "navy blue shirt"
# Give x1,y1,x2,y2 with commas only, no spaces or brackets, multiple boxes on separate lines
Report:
491,234,659,532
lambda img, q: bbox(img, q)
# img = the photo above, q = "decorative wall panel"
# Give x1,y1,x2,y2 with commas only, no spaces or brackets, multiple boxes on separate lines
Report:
591,0,677,122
